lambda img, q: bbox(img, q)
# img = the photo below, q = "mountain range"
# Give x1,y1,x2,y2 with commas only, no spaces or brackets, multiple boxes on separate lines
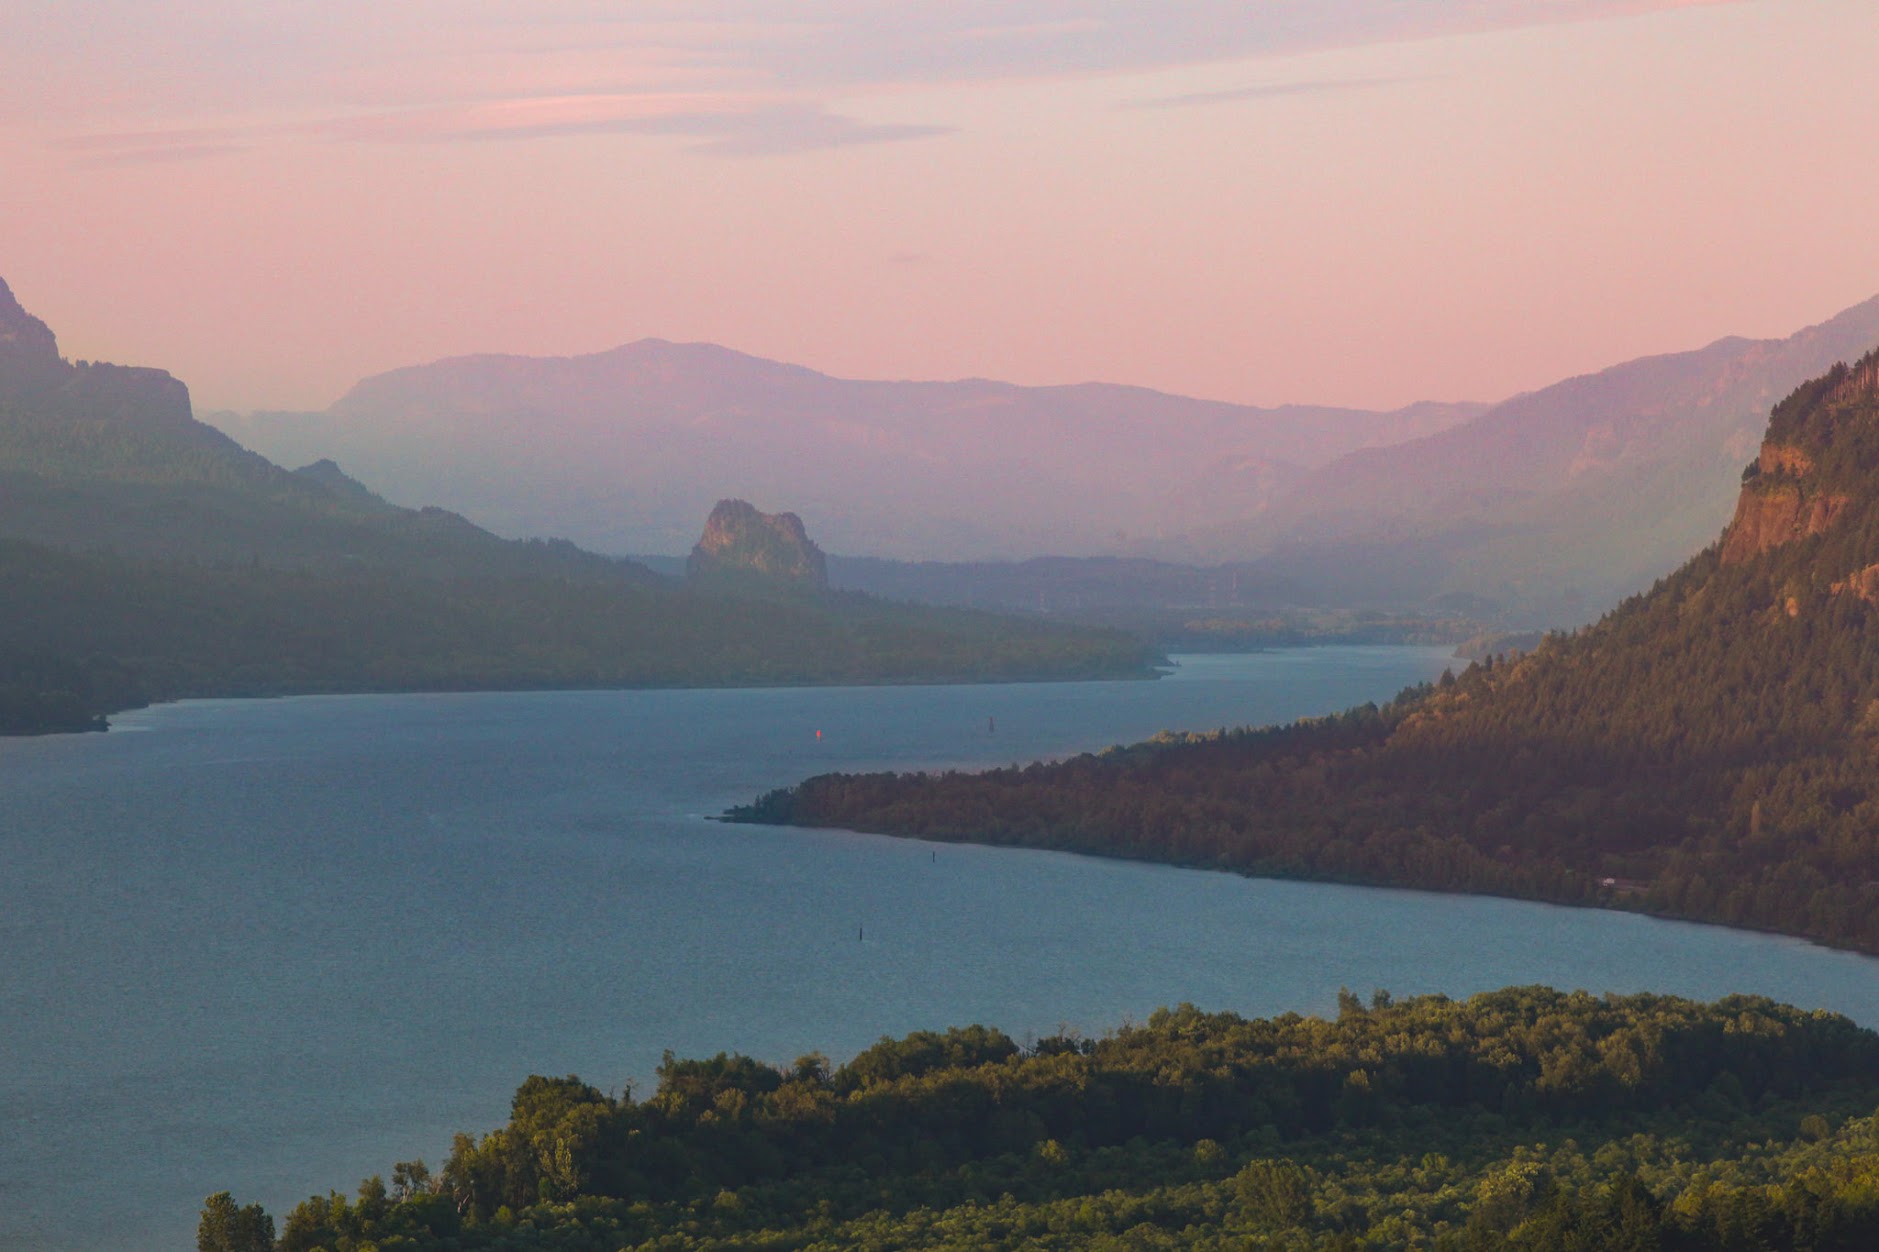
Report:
216,347,1483,561
1202,294,1879,621
218,295,1879,623
0,279,1153,732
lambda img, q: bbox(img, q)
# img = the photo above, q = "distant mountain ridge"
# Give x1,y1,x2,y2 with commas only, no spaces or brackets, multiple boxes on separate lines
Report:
0,277,640,579
0,280,1158,732
0,275,195,432
220,340,1484,560
1191,294,1879,621
218,294,1879,625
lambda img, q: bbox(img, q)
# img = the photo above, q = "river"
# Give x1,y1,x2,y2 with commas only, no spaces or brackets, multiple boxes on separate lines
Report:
3,647,1876,1249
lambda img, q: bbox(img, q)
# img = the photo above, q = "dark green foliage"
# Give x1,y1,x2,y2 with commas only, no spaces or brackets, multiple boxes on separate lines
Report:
0,357,1154,734
836,1025,1022,1093
0,537,1152,723
236,989,1879,1249
197,1191,274,1252
732,353,1879,956
0,645,142,733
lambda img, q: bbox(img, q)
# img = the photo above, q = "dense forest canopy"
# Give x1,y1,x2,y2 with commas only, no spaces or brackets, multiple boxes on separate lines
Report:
731,349,1879,955
208,988,1879,1250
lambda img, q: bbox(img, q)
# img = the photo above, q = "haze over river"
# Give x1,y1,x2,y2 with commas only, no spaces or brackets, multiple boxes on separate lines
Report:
6,648,1879,1250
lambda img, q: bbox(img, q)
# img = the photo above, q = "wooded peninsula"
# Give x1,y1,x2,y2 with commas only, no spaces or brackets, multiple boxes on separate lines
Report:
731,354,1879,957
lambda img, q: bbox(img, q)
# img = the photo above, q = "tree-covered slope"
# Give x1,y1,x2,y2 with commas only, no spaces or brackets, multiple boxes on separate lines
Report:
0,278,671,581
0,281,1155,732
213,989,1879,1250
731,350,1879,954
0,539,1151,711
1180,293,1879,623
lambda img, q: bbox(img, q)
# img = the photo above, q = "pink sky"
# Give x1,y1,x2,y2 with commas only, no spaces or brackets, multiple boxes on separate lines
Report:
4,0,1877,413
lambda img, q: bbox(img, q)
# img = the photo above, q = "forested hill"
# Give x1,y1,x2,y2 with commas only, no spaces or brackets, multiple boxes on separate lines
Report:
732,348,1879,955
0,278,673,581
0,280,1154,733
214,989,1879,1249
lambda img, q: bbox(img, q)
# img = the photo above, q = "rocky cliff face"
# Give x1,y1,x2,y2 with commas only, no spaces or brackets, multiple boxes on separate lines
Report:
1832,561,1879,603
1716,349,1879,580
687,499,829,590
0,277,193,424
0,277,67,393
1719,444,1849,565
56,361,195,426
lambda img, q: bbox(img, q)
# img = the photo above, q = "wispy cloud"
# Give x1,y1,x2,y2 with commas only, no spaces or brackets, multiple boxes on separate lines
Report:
59,93,952,167
318,94,952,156
634,1,1746,92
677,106,953,157
1125,76,1405,110
56,126,255,168
72,143,252,168
315,93,736,144
29,1,1741,163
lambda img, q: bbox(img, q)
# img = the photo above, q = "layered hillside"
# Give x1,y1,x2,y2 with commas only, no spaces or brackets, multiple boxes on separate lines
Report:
0,282,1156,732
734,350,1879,954
216,340,1482,559
1175,295,1879,621
0,279,642,580
216,296,1879,625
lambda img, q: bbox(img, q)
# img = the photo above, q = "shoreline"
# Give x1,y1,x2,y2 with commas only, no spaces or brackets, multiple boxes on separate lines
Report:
0,660,1172,740
729,816,1879,963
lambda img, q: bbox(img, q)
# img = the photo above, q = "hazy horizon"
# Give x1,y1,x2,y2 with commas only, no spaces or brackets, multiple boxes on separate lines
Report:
7,0,1878,414
244,335,1498,419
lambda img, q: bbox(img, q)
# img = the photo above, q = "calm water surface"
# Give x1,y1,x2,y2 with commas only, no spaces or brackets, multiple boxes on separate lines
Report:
4,647,1879,1250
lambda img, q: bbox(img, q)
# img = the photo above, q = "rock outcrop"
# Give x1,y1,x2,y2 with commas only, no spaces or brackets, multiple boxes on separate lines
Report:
55,361,195,427
1832,562,1879,604
0,276,193,425
1719,485,1847,566
0,277,67,393
687,499,829,590
1719,443,1848,566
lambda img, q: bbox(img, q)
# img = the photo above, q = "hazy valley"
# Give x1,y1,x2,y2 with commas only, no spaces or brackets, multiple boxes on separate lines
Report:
11,4,1879,1247
220,294,1879,625
14,268,1879,1251
0,279,1155,735
216,348,1483,563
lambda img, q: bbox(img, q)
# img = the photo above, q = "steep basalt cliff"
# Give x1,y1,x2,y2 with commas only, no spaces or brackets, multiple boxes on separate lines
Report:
1718,454,1847,565
687,499,830,590
1715,354,1879,570
1719,349,1879,572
